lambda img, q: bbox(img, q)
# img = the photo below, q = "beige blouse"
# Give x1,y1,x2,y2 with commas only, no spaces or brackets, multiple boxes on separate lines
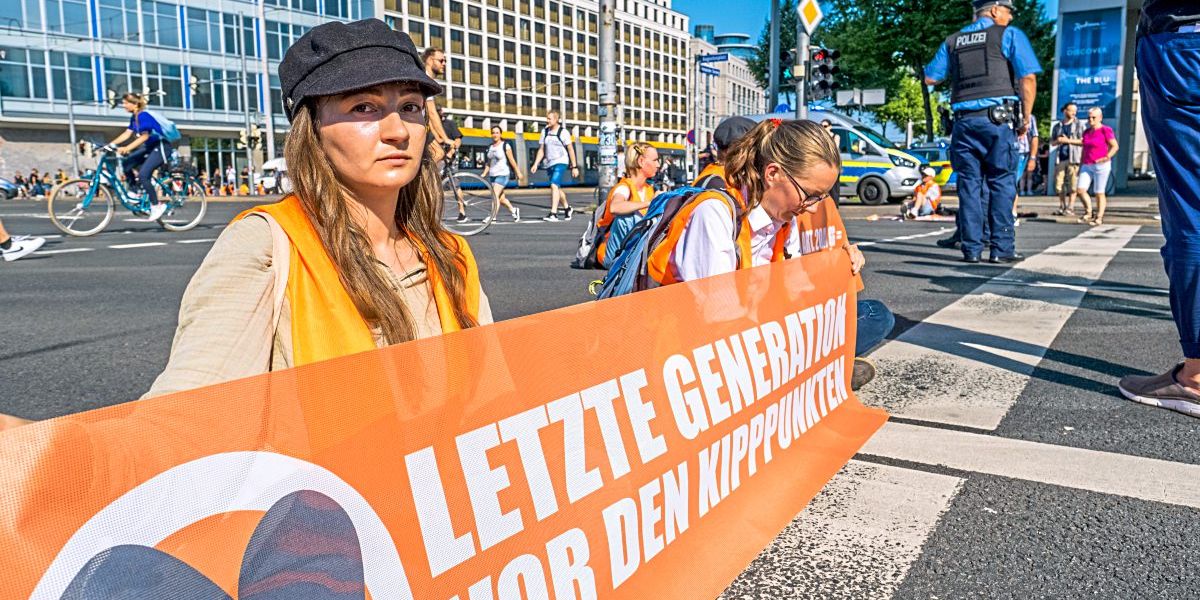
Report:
144,215,493,398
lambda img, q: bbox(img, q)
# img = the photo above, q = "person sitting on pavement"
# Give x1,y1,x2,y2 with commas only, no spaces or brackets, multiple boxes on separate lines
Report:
693,116,756,190
649,118,839,284
0,218,45,262
596,142,658,267
145,18,492,398
904,167,943,219
481,125,522,222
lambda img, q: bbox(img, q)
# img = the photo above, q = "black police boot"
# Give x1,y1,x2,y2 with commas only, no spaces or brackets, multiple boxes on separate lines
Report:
962,254,981,263
936,236,960,250
989,253,1026,264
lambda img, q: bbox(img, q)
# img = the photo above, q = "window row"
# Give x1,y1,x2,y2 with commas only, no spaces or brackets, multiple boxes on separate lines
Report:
394,0,599,34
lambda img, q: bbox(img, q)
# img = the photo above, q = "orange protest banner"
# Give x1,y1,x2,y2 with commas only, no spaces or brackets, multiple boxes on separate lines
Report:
0,249,886,600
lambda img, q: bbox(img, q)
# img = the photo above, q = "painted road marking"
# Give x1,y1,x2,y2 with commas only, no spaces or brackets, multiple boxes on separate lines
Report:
722,460,962,599
858,226,1138,430
109,242,167,249
855,227,953,248
33,248,94,255
862,421,1200,510
1119,248,1160,253
176,238,217,244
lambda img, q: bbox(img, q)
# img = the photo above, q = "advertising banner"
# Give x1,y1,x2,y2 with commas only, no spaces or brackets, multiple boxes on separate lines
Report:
1057,8,1123,117
0,252,886,600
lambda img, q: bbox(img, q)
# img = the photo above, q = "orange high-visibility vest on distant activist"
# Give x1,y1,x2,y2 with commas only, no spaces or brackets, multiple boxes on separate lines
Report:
596,177,653,265
237,195,480,366
692,163,727,187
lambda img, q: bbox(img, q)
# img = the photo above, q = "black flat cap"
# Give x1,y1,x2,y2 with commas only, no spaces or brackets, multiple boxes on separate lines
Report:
278,18,443,121
972,0,1015,9
713,116,757,152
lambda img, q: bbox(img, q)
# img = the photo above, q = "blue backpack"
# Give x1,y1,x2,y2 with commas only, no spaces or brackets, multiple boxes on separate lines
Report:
144,109,182,144
593,186,738,299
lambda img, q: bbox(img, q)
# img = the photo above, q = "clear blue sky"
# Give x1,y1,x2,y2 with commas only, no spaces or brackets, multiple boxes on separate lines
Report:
671,0,1060,40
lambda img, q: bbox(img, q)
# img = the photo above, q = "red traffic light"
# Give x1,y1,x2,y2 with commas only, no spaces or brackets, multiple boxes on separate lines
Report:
812,49,828,61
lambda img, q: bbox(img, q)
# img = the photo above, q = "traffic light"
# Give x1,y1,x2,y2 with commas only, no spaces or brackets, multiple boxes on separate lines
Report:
782,50,797,83
189,75,200,95
237,129,249,149
248,124,262,149
809,47,841,100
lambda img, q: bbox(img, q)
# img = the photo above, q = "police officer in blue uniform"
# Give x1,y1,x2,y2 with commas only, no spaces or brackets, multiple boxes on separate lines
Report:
925,0,1042,263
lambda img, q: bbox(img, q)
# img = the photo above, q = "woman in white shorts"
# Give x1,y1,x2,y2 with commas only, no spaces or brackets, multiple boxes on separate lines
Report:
1076,107,1119,226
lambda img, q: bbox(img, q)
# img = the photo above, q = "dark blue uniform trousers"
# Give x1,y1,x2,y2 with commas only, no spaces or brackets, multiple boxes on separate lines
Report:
950,116,1017,258
1138,31,1200,358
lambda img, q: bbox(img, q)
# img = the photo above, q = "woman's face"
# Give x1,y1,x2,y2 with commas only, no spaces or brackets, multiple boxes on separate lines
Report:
639,147,660,178
759,161,839,222
491,128,502,142
316,83,427,198
122,100,137,114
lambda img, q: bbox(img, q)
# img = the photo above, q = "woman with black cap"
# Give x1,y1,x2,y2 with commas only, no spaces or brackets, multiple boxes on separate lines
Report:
145,19,491,397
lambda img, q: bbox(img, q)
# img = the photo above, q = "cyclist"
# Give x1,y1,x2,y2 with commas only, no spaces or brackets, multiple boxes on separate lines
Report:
0,218,45,262
531,110,579,221
648,119,840,283
481,125,522,222
105,93,172,221
145,19,492,397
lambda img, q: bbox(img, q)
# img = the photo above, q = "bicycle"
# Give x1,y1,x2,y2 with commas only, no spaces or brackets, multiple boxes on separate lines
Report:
47,142,207,237
440,146,499,237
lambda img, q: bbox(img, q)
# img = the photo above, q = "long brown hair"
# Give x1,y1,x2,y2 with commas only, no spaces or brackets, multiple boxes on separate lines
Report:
284,98,478,345
723,119,841,208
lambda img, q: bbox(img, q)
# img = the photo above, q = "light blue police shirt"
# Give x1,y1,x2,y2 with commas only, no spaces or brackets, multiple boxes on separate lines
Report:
925,17,1043,112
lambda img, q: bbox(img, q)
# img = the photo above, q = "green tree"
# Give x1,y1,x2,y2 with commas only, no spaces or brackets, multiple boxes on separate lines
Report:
748,0,798,104
874,74,947,137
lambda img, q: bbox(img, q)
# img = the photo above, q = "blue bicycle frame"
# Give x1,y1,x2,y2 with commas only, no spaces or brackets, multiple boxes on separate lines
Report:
81,151,176,213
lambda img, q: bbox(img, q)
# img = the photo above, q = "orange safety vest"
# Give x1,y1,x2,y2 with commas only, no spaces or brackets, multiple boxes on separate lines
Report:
647,187,775,286
596,178,653,265
914,180,941,210
692,163,727,188
237,195,480,366
794,199,865,292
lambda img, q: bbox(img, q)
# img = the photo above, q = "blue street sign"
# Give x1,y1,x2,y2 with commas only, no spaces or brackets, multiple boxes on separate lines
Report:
698,53,729,64
699,65,720,76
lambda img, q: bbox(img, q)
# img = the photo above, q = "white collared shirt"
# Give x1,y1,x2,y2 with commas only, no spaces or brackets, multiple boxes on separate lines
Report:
670,198,738,281
747,206,796,267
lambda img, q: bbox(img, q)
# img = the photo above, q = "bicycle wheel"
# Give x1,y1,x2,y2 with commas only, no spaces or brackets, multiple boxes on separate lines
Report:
442,172,499,236
48,179,114,237
157,177,208,232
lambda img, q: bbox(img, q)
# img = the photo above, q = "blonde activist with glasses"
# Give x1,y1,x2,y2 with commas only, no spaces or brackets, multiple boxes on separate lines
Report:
646,118,842,285
145,19,492,398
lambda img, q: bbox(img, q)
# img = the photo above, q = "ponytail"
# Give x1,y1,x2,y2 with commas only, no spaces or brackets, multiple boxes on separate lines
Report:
724,119,841,208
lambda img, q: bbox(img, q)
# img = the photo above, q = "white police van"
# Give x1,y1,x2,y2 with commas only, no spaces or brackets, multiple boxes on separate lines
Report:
746,110,922,205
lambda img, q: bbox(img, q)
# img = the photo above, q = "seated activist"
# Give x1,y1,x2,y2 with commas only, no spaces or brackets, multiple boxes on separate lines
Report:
649,118,840,284
596,142,658,267
903,166,943,219
693,116,757,190
144,19,491,398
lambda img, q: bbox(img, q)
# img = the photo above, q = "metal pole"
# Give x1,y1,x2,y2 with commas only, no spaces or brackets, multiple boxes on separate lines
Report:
63,55,80,177
704,72,710,149
796,28,809,121
597,0,618,200
257,0,276,161
768,0,780,112
240,16,255,196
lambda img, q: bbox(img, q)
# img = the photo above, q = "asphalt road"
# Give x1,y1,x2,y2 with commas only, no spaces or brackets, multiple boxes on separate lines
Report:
2,190,1196,598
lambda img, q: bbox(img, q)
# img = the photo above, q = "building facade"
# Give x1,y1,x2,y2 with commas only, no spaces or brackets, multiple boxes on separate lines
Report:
383,0,690,177
688,36,764,160
0,0,374,179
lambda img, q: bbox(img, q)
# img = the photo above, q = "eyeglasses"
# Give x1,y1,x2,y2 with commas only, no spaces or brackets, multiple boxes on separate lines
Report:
779,167,830,210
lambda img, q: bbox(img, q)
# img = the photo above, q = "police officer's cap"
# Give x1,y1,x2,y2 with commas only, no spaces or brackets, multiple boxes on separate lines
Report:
279,18,442,122
972,0,1015,10
713,117,757,152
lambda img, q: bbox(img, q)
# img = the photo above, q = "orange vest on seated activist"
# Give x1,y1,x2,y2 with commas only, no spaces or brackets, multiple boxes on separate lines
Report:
0,250,886,600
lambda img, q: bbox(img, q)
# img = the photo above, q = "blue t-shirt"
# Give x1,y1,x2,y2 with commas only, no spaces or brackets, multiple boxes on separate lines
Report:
130,111,163,148
925,18,1043,112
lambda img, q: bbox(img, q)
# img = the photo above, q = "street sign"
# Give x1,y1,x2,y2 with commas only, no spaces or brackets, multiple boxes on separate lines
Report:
862,88,886,106
698,53,729,64
699,65,720,77
836,90,858,106
798,0,823,35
